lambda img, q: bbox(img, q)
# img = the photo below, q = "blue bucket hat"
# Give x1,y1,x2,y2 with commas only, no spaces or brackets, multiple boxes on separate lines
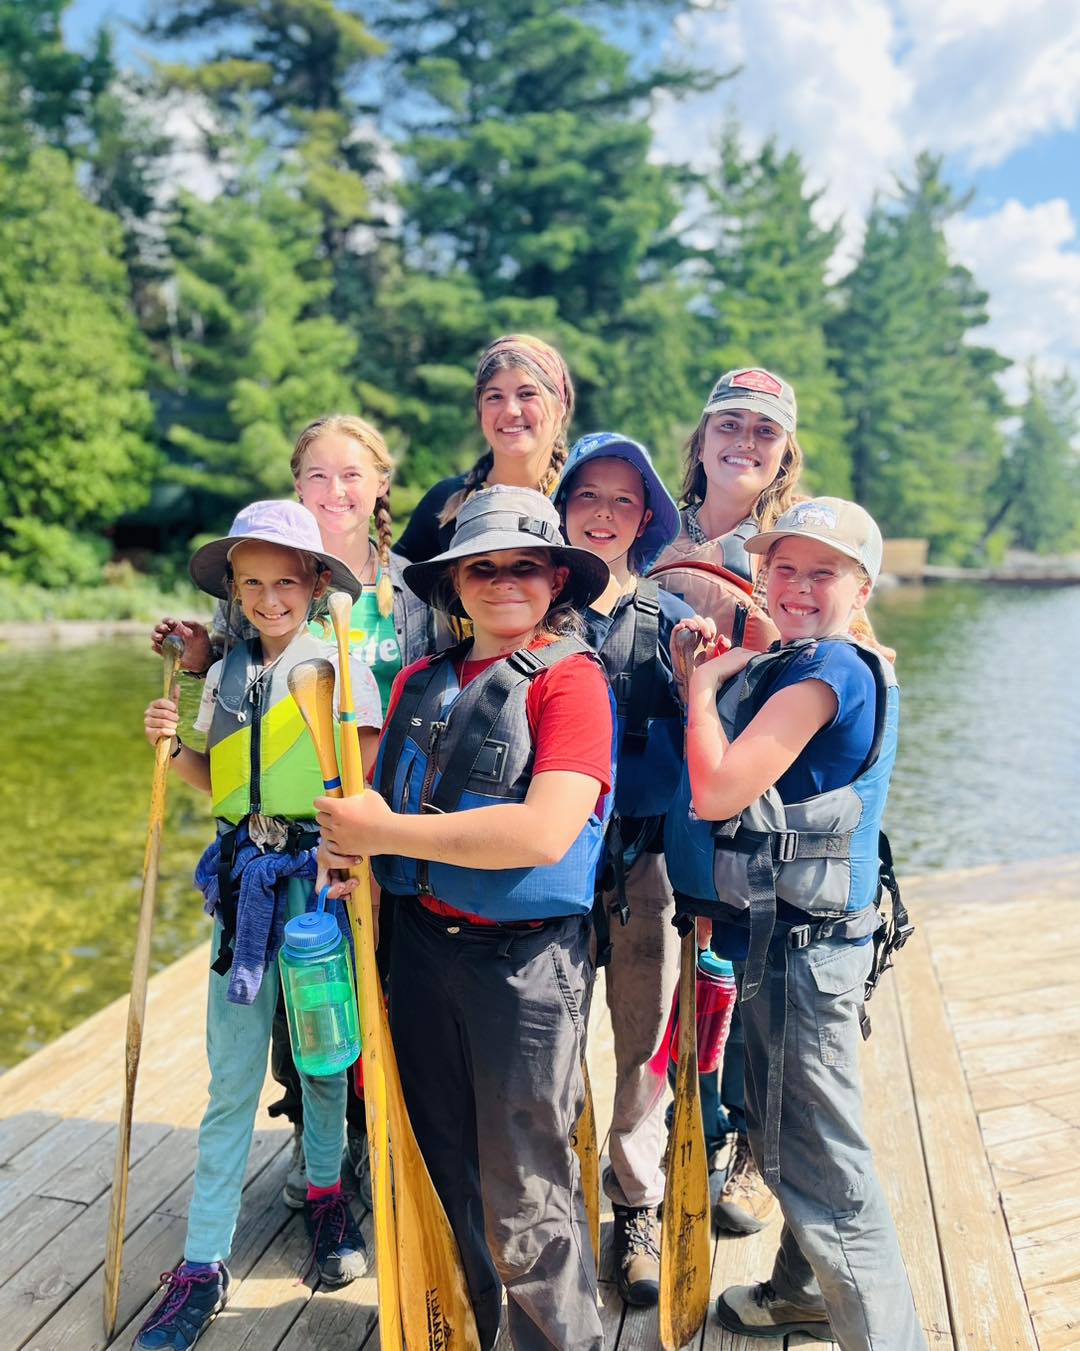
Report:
554,432,680,573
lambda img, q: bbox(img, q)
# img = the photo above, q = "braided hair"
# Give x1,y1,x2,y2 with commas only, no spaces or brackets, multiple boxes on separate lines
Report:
291,414,396,618
439,334,575,530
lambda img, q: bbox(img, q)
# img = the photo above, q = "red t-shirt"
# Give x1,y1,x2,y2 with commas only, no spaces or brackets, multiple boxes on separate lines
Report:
377,637,613,922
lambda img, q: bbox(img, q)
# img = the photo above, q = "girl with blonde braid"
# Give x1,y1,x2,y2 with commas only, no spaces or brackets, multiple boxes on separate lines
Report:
394,333,576,563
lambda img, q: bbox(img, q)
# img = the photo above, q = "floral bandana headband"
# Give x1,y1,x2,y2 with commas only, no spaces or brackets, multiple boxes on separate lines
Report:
476,334,573,413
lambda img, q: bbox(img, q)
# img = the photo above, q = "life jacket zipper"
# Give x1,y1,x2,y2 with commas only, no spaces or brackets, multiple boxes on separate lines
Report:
249,672,264,815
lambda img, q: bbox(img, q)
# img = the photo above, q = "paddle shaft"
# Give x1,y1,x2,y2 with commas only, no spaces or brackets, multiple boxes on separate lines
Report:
659,929,711,1349
103,635,184,1337
337,594,481,1349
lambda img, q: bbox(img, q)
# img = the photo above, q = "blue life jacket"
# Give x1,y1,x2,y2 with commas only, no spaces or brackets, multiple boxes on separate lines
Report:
665,638,899,992
373,638,615,922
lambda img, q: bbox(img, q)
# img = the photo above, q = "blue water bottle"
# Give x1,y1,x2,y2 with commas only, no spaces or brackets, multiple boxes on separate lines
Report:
278,886,360,1076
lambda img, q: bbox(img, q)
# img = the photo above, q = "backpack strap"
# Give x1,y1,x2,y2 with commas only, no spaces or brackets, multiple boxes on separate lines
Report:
620,579,661,751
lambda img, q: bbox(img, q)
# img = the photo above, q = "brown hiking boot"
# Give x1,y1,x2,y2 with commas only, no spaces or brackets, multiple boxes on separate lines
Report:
612,1203,660,1307
712,1132,777,1235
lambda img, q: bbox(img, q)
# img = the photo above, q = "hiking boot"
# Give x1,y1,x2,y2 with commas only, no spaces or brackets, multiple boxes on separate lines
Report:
712,1132,777,1235
611,1203,660,1307
345,1121,373,1210
715,1281,833,1340
134,1263,230,1349
304,1191,369,1286
282,1124,306,1210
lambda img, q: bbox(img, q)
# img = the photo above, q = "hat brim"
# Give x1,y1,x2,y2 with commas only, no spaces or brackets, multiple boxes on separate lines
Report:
744,528,862,567
403,531,610,616
189,535,362,601
702,393,795,435
554,439,681,573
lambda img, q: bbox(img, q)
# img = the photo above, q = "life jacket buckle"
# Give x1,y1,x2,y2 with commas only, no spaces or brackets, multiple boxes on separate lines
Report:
776,830,800,863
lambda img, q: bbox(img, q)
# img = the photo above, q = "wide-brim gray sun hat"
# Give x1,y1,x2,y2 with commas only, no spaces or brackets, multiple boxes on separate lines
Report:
554,432,680,573
189,499,362,600
403,484,610,616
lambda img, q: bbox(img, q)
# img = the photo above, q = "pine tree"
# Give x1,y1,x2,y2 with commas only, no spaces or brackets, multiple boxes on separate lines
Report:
829,154,1008,560
0,147,154,582
695,132,851,494
375,0,717,484
153,134,363,531
999,370,1080,553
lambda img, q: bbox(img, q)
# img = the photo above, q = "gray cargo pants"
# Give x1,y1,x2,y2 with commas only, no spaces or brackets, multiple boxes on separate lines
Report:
600,848,681,1210
736,933,926,1351
389,896,603,1351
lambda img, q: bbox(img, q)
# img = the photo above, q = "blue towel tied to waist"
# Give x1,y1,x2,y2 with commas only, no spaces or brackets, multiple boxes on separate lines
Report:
194,827,353,1005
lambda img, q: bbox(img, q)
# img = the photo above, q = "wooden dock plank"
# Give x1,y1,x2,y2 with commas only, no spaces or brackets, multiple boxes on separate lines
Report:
861,976,953,1346
896,925,1037,1350
968,1059,1080,1113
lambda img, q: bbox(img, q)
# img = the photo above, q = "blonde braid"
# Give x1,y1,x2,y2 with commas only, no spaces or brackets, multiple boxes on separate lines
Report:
374,490,394,618
537,438,569,499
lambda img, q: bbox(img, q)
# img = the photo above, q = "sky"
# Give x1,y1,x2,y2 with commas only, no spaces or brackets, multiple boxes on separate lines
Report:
65,0,1080,401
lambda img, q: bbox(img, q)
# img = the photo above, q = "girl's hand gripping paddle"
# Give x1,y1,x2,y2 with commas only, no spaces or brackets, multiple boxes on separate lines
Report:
103,634,184,1338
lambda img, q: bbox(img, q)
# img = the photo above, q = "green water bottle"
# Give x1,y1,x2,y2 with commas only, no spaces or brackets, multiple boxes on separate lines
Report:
279,885,360,1076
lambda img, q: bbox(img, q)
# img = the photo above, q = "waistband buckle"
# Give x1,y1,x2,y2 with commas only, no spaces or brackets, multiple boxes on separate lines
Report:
776,831,800,863
788,924,812,950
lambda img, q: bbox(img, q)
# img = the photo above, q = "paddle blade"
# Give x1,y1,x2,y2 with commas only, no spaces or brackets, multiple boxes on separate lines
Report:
571,1060,601,1263
659,932,711,1349
287,659,342,795
327,591,364,794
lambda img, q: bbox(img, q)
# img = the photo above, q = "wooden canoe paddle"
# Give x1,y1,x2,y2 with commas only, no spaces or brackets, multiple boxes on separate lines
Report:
658,927,711,1348
571,1059,601,1263
103,634,185,1338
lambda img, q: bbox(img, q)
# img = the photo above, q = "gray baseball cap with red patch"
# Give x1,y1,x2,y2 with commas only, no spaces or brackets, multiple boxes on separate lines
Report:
702,368,797,434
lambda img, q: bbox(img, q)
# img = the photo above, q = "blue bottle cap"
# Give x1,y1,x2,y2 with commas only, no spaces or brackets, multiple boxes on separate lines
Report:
697,947,735,981
283,886,342,958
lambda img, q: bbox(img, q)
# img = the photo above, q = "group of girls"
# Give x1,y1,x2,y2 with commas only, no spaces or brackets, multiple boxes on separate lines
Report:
138,333,923,1351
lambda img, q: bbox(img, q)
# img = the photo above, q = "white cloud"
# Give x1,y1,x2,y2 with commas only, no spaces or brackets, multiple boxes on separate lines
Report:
896,0,1080,167
653,0,911,234
945,199,1080,401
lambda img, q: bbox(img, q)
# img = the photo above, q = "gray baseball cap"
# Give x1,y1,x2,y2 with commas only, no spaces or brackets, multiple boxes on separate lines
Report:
745,497,883,582
403,484,609,615
702,368,797,435
189,499,361,600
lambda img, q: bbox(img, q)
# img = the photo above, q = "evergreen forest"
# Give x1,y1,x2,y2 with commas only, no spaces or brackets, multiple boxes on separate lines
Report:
2,0,1078,615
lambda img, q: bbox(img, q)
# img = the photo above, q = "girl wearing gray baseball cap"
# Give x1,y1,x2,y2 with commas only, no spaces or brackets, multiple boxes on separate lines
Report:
317,486,613,1350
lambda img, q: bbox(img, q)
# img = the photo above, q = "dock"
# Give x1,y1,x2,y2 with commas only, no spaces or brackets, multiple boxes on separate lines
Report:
2,855,1073,1349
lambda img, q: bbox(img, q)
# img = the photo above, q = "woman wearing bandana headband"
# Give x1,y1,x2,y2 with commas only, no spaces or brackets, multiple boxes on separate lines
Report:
394,333,575,564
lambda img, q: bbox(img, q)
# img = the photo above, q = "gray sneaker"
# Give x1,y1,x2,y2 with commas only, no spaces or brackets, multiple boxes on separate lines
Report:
715,1281,833,1340
282,1125,307,1210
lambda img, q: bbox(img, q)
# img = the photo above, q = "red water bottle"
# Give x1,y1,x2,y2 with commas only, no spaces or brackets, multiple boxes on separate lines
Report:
662,948,737,1073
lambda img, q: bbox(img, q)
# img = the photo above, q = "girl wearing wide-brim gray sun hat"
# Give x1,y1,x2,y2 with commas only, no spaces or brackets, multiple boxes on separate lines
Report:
189,499,362,600
403,484,610,618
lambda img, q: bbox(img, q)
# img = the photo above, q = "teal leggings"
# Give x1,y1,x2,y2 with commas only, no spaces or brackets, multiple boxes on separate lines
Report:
185,916,347,1263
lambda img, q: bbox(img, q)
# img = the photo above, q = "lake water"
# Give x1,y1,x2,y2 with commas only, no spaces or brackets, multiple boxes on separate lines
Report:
1,581,1077,1068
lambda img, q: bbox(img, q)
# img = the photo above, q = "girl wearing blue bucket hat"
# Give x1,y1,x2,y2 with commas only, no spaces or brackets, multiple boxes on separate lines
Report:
554,433,693,1308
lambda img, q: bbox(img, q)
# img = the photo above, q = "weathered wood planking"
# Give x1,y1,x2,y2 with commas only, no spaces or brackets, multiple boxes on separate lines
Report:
897,925,1038,1349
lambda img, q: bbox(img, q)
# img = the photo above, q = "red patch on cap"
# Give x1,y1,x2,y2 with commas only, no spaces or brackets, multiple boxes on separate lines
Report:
730,369,783,397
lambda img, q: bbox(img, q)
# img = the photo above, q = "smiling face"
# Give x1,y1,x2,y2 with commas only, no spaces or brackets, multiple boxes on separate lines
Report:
765,536,872,643
450,548,569,649
562,457,652,576
699,409,788,509
229,540,326,656
294,432,389,543
477,366,562,475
